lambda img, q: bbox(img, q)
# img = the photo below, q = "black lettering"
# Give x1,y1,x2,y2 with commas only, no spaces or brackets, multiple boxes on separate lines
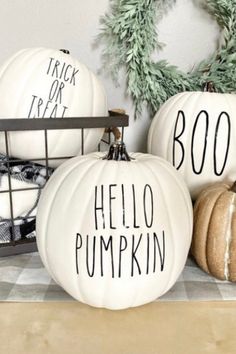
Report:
100,236,114,278
131,234,142,276
70,67,79,85
132,184,140,228
28,95,37,118
55,81,65,104
64,64,72,82
49,103,58,118
46,57,54,75
61,106,68,117
75,233,82,274
191,110,209,175
42,100,51,118
143,184,153,228
153,231,165,272
37,98,44,117
121,184,129,228
214,112,231,176
59,62,66,79
146,233,150,275
52,60,60,78
173,110,185,169
86,235,96,277
48,80,59,101
48,80,65,104
109,184,117,229
94,185,105,230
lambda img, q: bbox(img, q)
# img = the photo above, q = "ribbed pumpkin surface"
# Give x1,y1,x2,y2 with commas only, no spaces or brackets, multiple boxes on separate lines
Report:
147,91,236,200
36,151,193,309
0,47,107,167
191,182,236,281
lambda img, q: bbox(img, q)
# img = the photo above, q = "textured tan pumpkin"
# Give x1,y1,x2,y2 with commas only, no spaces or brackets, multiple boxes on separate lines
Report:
191,182,236,281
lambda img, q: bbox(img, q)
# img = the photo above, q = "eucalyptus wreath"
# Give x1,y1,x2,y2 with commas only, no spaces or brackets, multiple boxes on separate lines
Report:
98,0,236,116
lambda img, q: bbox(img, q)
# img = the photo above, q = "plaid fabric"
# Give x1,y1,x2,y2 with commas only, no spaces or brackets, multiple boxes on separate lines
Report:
0,252,235,302
0,154,54,243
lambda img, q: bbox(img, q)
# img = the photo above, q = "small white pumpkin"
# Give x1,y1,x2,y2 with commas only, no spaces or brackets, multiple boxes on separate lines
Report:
36,142,193,310
0,47,107,167
0,176,38,220
148,88,236,199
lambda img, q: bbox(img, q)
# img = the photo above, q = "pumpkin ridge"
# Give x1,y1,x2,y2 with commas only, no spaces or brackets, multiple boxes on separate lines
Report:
205,189,227,275
37,150,192,309
182,92,203,187
67,155,108,304
224,93,236,174
157,157,193,246
46,58,75,160
127,160,166,307
10,49,55,161
72,56,91,156
37,154,97,286
147,92,184,154
167,92,195,165
148,89,236,200
192,186,226,274
55,156,102,297
129,159,173,302
0,48,107,167
206,190,233,279
143,158,192,296
38,50,82,162
229,211,236,280
149,92,188,155
224,193,236,280
227,193,236,281
13,48,47,118
0,48,31,84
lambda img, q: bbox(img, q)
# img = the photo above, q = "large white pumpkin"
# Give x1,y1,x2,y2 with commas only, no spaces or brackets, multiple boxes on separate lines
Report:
36,142,193,310
0,47,107,167
148,91,236,200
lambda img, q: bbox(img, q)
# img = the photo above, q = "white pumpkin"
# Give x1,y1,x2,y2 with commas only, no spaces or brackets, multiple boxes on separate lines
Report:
0,176,38,220
148,90,236,200
36,142,193,310
0,47,107,167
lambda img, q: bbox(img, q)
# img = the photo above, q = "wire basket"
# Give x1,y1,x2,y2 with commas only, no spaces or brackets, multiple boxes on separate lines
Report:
0,111,129,256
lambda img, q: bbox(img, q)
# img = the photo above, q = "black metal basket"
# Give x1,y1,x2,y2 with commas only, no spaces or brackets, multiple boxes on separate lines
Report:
0,111,129,256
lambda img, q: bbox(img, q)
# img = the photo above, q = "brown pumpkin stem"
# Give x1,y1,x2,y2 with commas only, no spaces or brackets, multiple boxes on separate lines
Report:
105,126,122,141
103,108,132,161
105,109,126,141
60,49,70,54
203,82,216,93
230,181,236,193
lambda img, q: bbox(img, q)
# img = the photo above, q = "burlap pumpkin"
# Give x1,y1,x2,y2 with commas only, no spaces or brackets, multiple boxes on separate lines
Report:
191,182,236,281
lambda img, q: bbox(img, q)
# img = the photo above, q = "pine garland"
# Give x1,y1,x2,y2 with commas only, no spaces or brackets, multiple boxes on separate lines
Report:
98,0,236,116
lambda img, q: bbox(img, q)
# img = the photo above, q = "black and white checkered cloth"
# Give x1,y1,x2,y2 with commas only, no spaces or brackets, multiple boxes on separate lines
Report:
0,252,235,302
0,154,54,243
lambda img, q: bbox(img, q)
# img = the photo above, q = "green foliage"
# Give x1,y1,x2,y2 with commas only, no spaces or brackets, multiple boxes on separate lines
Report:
98,0,236,117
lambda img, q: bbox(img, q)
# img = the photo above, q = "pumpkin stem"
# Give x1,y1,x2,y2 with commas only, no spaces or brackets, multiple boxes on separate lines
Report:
105,126,121,141
203,82,216,93
105,109,126,141
60,49,70,54
230,181,236,193
103,141,132,161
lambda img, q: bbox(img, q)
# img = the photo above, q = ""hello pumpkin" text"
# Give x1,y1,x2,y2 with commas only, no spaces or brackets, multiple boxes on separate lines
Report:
75,184,166,278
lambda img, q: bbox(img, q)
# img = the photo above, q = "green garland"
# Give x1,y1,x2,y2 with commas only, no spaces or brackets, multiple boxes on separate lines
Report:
98,0,236,116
